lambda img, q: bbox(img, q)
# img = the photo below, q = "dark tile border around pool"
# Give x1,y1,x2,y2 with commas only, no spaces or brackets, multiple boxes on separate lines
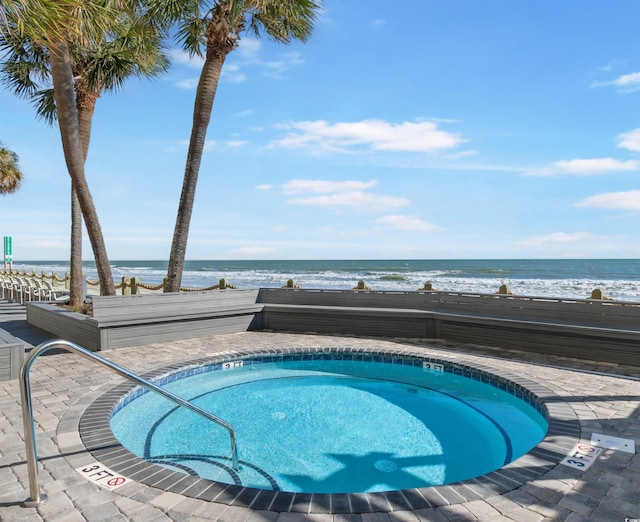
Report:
79,346,580,514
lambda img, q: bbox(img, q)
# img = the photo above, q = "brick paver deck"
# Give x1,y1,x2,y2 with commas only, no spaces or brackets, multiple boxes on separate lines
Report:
1,302,639,521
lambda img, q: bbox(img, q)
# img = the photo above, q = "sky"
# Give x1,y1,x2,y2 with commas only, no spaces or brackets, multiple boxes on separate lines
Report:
2,0,640,261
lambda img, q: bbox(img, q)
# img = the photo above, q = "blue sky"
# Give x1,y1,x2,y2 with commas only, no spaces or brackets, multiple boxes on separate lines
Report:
2,0,640,261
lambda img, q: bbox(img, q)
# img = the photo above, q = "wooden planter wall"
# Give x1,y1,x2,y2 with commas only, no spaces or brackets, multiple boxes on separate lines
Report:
25,288,640,366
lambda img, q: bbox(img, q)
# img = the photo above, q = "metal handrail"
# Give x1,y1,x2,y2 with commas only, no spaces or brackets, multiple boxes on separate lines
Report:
20,339,239,507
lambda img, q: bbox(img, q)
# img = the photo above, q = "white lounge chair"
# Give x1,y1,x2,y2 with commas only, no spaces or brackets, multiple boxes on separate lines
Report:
40,280,69,302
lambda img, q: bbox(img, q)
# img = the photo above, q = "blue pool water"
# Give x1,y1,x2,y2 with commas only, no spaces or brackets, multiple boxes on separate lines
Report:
110,356,548,494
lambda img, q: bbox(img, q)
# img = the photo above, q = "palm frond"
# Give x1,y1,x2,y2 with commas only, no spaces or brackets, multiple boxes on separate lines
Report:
145,0,200,31
177,16,208,56
250,0,320,43
0,28,52,101
1,0,74,40
31,87,56,125
1,59,41,96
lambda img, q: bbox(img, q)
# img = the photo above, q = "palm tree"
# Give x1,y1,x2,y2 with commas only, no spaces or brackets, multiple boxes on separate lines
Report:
2,0,118,295
163,0,322,292
1,10,169,305
0,142,22,194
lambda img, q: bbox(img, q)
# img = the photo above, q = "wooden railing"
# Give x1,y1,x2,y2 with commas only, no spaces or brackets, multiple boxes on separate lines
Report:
0,269,237,298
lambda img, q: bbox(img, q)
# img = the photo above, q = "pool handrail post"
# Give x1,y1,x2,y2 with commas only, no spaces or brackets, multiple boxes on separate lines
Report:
19,341,48,507
19,339,239,507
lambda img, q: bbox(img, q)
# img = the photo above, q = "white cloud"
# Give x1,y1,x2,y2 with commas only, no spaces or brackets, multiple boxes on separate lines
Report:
576,189,640,210
289,192,409,212
596,61,616,73
615,71,640,86
262,52,304,75
592,71,640,92
225,140,247,148
228,246,275,257
256,184,274,191
170,49,248,88
444,149,478,159
518,232,597,247
225,39,304,80
550,158,640,175
237,39,262,61
271,119,465,154
171,50,203,89
25,239,68,250
376,215,441,233
236,109,254,117
221,64,247,83
169,49,204,69
281,178,408,212
176,78,199,90
282,179,378,194
174,39,299,88
617,128,640,152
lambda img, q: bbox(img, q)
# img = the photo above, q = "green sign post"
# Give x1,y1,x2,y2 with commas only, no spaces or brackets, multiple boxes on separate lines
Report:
4,236,12,270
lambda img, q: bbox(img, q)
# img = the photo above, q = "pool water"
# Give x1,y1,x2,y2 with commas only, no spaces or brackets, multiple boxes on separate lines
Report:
110,358,547,494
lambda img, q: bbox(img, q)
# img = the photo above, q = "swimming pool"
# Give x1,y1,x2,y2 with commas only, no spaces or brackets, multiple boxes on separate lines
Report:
108,350,548,494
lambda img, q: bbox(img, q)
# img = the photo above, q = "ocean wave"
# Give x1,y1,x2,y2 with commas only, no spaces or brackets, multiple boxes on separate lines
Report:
9,260,640,301
379,274,406,281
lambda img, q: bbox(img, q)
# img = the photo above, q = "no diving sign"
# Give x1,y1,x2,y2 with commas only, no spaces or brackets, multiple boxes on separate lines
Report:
76,463,129,490
560,443,602,471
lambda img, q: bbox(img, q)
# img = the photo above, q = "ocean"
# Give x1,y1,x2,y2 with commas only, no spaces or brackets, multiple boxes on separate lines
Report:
10,259,640,302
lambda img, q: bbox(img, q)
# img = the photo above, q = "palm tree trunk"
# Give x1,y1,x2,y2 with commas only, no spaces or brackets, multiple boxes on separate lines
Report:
68,90,99,306
166,50,227,292
49,37,115,295
69,186,83,306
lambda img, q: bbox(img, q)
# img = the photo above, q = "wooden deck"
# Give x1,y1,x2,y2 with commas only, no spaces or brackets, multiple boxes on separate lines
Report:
0,327,24,381
0,300,53,381
257,288,640,366
26,290,262,351
17,287,640,366
257,288,640,328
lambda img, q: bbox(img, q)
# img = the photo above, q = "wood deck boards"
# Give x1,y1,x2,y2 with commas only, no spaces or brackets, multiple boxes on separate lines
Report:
258,289,640,366
0,327,25,381
27,290,262,351
17,287,640,365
